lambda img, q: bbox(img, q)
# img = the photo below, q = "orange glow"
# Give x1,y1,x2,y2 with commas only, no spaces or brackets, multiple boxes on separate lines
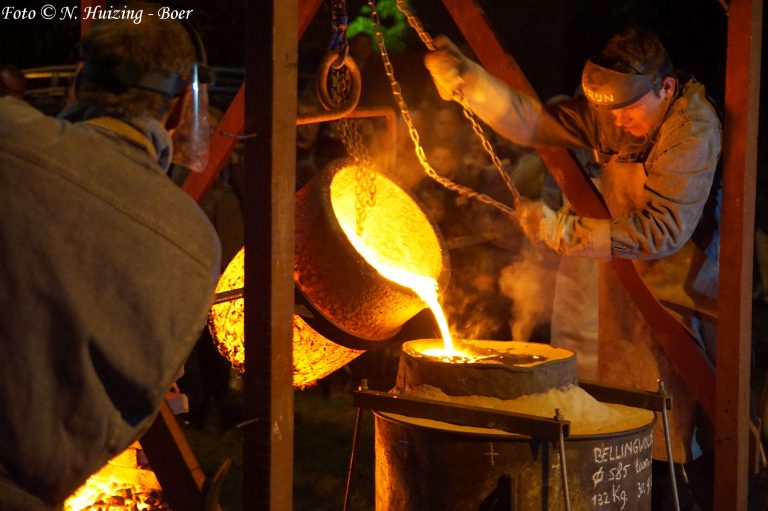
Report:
339,229,454,351
64,444,168,511
209,161,454,382
208,248,363,386
292,314,364,389
330,165,467,359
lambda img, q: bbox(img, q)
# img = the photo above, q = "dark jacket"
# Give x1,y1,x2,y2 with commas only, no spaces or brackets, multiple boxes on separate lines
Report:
0,97,221,508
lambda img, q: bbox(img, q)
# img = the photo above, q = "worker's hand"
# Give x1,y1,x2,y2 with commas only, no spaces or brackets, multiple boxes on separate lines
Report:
424,36,468,101
539,206,611,259
515,199,546,243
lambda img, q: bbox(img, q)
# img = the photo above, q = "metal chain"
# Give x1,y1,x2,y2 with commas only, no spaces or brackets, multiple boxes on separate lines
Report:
328,64,353,108
326,0,377,235
395,0,436,51
330,0,350,67
334,117,378,235
388,0,521,210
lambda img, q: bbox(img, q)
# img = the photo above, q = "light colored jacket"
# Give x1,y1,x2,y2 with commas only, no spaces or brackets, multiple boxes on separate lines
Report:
458,64,722,461
460,62,722,270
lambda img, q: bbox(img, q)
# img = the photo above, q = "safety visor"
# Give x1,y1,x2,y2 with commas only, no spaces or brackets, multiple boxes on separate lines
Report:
169,62,211,173
79,55,212,173
581,58,659,110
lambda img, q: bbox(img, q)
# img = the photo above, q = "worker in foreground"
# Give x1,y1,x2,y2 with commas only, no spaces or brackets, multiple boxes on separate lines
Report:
425,27,721,509
0,7,220,510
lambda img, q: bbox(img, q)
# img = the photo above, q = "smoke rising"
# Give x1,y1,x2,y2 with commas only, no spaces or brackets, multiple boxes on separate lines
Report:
498,244,559,341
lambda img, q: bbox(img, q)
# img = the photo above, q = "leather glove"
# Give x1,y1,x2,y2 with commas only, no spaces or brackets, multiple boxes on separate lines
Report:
515,199,551,244
424,36,469,101
539,206,612,259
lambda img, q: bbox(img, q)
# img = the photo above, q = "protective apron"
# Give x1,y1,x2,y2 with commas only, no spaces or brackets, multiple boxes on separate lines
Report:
597,156,716,462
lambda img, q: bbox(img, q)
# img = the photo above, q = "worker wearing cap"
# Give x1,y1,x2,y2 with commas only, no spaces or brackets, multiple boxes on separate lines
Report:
0,7,220,510
425,27,721,506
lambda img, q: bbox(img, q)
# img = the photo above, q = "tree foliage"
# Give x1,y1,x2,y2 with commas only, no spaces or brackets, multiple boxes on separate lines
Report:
348,0,408,53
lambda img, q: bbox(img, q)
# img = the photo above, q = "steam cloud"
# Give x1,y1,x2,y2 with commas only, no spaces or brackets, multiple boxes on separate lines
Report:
498,244,559,341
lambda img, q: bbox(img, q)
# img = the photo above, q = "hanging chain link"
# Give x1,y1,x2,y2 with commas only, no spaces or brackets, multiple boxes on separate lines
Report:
328,64,352,107
328,66,378,236
395,0,436,51
326,0,377,236
335,117,378,235
371,0,521,214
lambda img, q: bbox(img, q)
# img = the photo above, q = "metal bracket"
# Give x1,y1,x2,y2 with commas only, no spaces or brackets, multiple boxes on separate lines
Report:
580,379,673,412
352,388,570,441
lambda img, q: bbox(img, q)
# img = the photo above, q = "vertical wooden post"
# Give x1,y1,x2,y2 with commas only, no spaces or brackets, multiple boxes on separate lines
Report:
243,1,298,509
715,0,762,507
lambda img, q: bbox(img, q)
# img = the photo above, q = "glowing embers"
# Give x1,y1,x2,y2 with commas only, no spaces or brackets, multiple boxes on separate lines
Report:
64,443,169,511
208,248,364,388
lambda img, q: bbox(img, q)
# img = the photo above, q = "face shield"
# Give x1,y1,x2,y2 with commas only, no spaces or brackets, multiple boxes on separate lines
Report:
581,58,663,110
77,21,212,173
169,59,211,173
168,23,212,174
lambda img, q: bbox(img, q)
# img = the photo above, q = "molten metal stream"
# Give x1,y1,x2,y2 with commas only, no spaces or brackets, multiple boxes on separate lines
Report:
344,229,455,353
331,163,466,359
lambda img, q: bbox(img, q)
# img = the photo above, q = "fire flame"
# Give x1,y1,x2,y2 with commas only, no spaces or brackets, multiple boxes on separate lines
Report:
65,478,166,511
64,445,169,511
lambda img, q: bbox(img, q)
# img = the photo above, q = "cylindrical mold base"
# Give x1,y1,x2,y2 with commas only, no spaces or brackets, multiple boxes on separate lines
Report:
375,412,653,511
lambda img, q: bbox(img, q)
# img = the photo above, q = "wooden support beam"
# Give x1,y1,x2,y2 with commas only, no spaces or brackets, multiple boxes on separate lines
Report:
715,0,762,507
242,0,298,509
139,402,212,511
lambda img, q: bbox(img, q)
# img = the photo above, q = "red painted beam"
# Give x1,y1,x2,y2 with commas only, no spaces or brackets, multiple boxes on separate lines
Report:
440,0,605,217
714,0,762,506
182,86,245,201
80,0,106,36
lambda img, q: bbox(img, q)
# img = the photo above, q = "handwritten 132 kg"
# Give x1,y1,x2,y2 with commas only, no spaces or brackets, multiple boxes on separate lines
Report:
592,484,629,509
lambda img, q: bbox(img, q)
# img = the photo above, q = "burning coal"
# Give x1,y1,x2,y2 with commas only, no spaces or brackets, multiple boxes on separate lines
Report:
64,444,171,511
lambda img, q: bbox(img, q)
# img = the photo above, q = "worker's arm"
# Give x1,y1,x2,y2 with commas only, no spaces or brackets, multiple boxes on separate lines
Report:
424,36,589,148
425,38,721,262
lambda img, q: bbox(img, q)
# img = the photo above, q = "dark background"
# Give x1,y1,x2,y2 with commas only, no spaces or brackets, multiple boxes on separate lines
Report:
1,2,765,509
0,1,741,160
0,1,731,106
